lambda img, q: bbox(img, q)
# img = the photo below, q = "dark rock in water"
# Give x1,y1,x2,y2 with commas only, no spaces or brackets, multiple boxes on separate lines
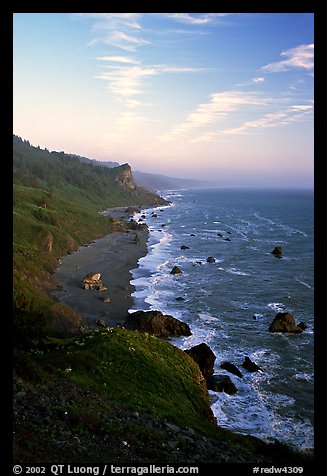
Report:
223,237,231,241
124,310,191,338
268,312,303,333
227,231,232,234
184,343,216,377
190,233,196,236
271,246,283,257
206,375,237,395
298,321,308,331
152,213,158,218
206,257,215,263
175,296,185,301
217,233,223,237
181,245,190,250
220,361,243,378
170,266,183,275
242,356,263,373
128,219,148,231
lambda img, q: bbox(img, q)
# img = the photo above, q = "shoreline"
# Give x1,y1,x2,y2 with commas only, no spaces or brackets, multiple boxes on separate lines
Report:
52,208,150,327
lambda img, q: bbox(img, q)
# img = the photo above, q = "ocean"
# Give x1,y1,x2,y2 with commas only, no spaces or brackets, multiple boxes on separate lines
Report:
129,188,314,452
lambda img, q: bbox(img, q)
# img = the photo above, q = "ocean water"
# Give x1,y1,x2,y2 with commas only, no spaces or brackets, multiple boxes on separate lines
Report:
129,188,314,452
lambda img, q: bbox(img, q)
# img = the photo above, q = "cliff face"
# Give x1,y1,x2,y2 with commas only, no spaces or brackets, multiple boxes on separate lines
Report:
114,163,137,190
112,163,169,206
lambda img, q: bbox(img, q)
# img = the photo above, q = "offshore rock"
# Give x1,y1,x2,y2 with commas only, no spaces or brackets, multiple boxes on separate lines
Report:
242,356,263,373
298,321,308,331
184,343,216,377
206,257,216,263
170,266,183,275
268,312,304,333
220,361,243,378
124,310,192,338
206,375,238,395
271,246,283,257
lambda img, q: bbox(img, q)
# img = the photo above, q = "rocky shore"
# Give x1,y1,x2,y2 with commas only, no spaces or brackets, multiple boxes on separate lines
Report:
14,206,313,466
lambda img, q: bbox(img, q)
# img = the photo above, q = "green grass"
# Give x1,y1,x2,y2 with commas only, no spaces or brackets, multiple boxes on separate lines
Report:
34,328,216,435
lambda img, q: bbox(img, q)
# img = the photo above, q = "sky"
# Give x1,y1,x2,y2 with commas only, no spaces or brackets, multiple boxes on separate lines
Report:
13,13,314,188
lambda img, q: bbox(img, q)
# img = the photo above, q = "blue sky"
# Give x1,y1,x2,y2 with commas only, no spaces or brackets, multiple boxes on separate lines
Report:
13,13,314,187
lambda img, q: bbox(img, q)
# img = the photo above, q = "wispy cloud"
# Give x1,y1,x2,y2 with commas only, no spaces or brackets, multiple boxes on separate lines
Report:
164,91,270,138
165,13,230,25
96,55,141,64
236,76,265,87
252,76,265,83
261,44,314,72
76,13,147,49
95,66,157,99
77,13,142,31
192,103,313,142
96,63,204,106
105,31,150,51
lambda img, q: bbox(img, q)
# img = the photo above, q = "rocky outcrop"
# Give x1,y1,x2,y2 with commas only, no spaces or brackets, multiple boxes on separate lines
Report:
124,310,192,337
298,321,308,330
206,257,215,263
268,312,304,333
128,219,148,231
184,343,216,377
242,356,263,373
220,361,243,378
271,246,283,257
181,245,189,250
170,266,183,275
114,164,137,190
82,272,107,291
125,206,141,215
206,375,238,395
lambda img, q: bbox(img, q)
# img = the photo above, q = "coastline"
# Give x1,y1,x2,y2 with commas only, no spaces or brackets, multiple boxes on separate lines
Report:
52,208,149,327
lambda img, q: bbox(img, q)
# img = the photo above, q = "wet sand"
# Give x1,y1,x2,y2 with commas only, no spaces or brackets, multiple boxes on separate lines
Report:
52,210,149,326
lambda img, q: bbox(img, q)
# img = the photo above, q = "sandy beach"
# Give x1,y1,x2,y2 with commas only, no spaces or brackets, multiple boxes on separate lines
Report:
52,208,149,326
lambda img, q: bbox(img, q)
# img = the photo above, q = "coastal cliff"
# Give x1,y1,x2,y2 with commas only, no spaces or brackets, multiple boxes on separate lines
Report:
12,136,313,466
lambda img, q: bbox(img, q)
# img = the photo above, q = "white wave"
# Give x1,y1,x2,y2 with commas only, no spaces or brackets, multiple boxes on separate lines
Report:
211,386,313,451
295,277,314,290
292,373,314,383
226,267,251,276
198,312,219,322
254,313,264,319
267,302,286,312
157,259,173,271
253,212,308,237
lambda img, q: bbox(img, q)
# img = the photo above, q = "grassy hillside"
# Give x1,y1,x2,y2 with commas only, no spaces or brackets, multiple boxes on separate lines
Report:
13,135,166,340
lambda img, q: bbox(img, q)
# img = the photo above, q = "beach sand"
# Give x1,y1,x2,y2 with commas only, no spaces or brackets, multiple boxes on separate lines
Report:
52,209,149,326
